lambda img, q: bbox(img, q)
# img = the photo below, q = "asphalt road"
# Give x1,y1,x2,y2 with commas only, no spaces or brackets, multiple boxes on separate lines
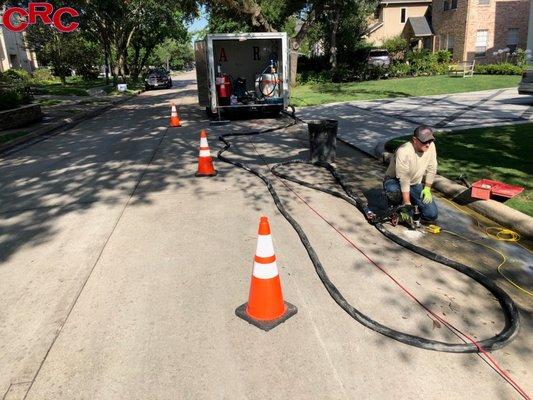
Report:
1,71,531,399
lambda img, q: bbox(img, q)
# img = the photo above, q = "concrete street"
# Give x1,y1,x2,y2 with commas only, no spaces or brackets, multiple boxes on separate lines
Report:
1,71,531,399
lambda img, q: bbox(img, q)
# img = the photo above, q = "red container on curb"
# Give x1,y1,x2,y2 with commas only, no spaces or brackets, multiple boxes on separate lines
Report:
471,180,492,200
471,179,524,200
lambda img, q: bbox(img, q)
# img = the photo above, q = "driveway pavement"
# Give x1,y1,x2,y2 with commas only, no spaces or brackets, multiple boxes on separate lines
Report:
296,87,533,155
1,71,531,399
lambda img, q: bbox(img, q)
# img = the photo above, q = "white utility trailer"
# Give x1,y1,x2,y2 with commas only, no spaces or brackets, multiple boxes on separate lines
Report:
194,32,290,116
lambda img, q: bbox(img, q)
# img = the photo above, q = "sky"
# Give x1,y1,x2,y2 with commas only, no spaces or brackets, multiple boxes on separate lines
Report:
188,6,208,41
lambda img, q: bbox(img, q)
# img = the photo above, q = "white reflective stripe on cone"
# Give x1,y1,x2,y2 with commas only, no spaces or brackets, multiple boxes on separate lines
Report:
253,261,279,279
255,235,275,258
199,149,211,157
200,137,209,147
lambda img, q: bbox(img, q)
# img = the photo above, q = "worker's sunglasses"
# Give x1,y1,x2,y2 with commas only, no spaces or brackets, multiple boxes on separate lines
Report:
415,137,434,146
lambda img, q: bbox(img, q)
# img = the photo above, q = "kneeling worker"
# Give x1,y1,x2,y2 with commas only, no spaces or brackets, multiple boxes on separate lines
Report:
384,125,438,224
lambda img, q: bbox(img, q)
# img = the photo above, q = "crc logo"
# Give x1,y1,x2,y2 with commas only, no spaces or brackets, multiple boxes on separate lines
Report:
1,2,79,33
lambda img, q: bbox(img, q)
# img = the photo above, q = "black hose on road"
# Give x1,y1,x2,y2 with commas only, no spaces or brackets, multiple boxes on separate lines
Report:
216,116,519,353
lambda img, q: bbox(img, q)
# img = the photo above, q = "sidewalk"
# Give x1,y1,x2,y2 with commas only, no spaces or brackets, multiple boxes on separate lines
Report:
296,87,532,156
0,89,141,154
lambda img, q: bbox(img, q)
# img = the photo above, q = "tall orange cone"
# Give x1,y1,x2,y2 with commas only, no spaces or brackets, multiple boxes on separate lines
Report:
195,129,218,177
235,216,297,331
169,103,181,127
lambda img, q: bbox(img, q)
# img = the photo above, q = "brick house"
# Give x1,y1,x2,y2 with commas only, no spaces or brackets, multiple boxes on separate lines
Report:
431,0,530,63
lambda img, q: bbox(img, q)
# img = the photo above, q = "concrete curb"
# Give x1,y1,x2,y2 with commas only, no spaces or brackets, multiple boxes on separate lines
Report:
380,150,533,240
0,91,142,155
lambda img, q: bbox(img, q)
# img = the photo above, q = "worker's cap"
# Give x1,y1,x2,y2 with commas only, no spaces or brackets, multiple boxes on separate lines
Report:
413,125,435,143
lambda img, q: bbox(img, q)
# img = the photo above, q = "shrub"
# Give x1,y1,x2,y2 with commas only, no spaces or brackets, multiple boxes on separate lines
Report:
406,50,436,76
0,69,33,108
388,62,411,78
0,89,22,111
32,68,56,84
474,63,524,75
296,70,333,84
406,50,450,76
76,66,100,80
513,48,528,68
359,64,389,81
332,63,361,82
297,55,330,74
1,68,31,84
382,36,408,60
434,50,452,63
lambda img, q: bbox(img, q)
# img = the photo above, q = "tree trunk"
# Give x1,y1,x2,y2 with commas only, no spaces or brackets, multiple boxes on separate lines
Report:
288,4,323,86
290,43,299,87
330,6,341,73
129,45,141,82
104,48,110,85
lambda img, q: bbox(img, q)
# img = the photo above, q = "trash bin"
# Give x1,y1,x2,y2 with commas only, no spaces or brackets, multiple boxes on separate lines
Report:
308,119,338,163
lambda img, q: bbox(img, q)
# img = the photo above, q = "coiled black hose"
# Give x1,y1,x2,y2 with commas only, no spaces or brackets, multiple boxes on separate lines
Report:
216,116,519,353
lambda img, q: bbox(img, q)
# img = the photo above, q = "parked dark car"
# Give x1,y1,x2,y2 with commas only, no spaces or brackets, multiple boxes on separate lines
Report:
367,49,391,68
144,68,172,90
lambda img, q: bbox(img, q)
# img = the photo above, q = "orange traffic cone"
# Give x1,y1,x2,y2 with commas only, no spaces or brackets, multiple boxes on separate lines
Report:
195,129,218,177
169,103,181,127
235,216,297,331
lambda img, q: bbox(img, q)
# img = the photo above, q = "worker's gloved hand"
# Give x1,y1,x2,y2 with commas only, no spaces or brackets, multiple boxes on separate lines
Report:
399,208,414,228
421,187,433,204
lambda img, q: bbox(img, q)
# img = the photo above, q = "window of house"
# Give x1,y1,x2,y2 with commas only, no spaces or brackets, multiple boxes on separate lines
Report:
440,35,447,50
507,28,519,53
9,54,18,68
401,8,406,23
447,35,455,55
443,0,450,11
475,30,488,56
439,34,455,56
478,0,489,5
451,0,458,9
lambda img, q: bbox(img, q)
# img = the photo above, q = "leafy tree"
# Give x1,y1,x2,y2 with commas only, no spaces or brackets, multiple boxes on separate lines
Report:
202,0,376,84
150,38,195,71
79,0,196,82
25,24,90,84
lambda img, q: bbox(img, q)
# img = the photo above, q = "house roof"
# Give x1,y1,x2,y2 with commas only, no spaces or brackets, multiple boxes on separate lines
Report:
406,16,433,36
367,21,384,35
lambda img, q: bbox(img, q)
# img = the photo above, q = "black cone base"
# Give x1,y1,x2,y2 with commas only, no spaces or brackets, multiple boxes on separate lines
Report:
235,301,297,331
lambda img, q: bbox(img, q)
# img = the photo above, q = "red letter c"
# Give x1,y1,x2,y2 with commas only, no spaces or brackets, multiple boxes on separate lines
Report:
52,7,79,33
3,8,29,32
